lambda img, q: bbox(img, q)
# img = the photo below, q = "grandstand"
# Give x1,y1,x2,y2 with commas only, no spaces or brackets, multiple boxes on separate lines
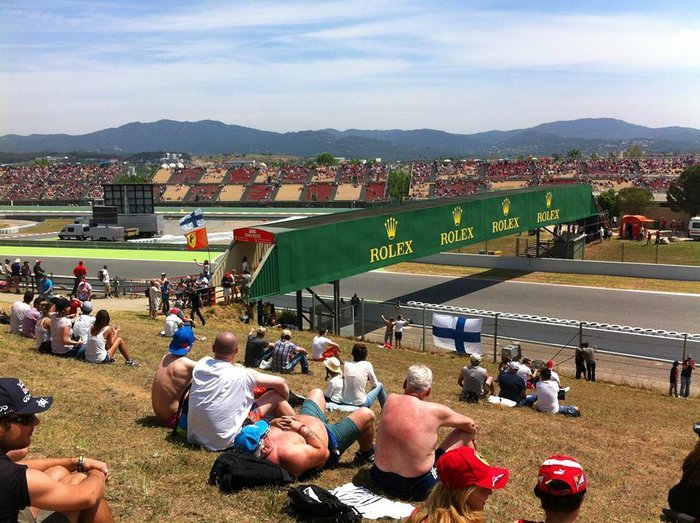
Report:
245,184,275,202
152,168,172,184
168,167,203,185
184,184,220,203
226,166,255,184
218,185,246,202
200,167,227,184
304,183,335,202
161,185,190,202
364,182,386,201
335,184,363,201
275,184,304,202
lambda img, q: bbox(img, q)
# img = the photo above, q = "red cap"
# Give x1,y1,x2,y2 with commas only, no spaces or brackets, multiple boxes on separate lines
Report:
436,447,509,490
546,360,554,369
537,455,587,496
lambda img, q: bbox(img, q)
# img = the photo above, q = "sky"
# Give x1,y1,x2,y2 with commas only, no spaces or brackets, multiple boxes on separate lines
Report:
2,0,700,136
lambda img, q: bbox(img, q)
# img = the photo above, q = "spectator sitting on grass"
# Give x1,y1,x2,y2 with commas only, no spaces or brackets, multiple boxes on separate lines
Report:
9,291,33,335
21,297,44,339
535,368,580,417
516,455,587,523
72,301,95,344
323,357,345,405
151,325,197,428
34,302,52,353
270,329,311,375
85,310,139,367
341,343,387,409
0,377,114,522
458,353,495,403
311,329,341,361
49,298,85,359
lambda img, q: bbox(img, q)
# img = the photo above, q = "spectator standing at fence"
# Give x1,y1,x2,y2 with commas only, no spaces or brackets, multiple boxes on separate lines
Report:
221,272,234,305
38,274,53,300
670,361,680,398
148,280,160,320
99,265,111,298
575,343,588,380
160,274,171,314
32,259,45,290
10,258,22,293
394,315,410,350
21,261,32,292
76,277,93,302
3,258,11,285
239,269,251,301
71,260,87,296
381,315,396,349
582,345,596,382
194,258,211,279
680,355,696,398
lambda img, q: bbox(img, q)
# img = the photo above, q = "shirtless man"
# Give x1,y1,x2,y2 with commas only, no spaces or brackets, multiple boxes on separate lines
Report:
233,388,376,477
370,364,477,501
151,325,197,427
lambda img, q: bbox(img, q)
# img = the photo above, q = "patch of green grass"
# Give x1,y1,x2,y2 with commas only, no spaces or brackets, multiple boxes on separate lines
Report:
0,299,695,522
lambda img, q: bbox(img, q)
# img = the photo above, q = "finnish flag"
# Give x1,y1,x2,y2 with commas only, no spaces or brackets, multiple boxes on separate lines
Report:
179,208,205,231
432,313,482,354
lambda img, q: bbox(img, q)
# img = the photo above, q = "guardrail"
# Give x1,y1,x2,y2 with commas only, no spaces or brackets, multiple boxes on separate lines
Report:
0,239,228,251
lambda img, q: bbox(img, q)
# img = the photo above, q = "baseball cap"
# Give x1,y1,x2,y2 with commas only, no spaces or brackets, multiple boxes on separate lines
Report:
256,326,266,335
470,353,482,363
81,301,93,313
324,357,342,374
536,455,587,496
546,360,554,369
36,259,42,263
169,308,180,315
14,258,20,263
282,329,292,338
436,446,509,490
169,325,195,356
233,420,270,454
161,272,166,276
0,378,53,417
507,361,520,371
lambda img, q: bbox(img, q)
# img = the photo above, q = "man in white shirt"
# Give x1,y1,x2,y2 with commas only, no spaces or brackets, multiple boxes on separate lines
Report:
187,331,295,451
9,292,33,334
100,265,111,298
545,360,561,385
535,368,580,417
311,329,341,361
517,358,534,383
393,315,410,350
72,302,96,343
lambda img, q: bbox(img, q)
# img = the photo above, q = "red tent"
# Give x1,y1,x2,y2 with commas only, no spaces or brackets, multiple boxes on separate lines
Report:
619,215,654,240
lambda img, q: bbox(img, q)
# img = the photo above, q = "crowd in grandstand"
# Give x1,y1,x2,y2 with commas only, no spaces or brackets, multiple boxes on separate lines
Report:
1,156,698,204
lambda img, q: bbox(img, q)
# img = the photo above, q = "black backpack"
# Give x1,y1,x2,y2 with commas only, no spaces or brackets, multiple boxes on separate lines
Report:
209,449,292,493
97,269,105,281
288,484,362,522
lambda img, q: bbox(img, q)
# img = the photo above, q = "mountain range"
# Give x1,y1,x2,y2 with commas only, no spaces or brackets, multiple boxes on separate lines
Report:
1,118,699,160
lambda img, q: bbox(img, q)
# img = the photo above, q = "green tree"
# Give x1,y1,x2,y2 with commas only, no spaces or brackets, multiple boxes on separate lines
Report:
596,189,620,219
667,165,700,215
387,170,411,203
315,152,337,166
617,187,655,215
624,144,644,158
566,149,581,159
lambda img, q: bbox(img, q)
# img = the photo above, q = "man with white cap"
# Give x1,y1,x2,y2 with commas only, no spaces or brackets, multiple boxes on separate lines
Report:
72,301,96,344
458,353,495,402
0,377,114,522
516,455,588,522
151,325,197,428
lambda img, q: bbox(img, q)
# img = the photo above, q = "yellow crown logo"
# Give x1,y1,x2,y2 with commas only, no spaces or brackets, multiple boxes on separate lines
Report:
452,206,463,227
502,198,511,217
384,217,398,240
545,192,553,209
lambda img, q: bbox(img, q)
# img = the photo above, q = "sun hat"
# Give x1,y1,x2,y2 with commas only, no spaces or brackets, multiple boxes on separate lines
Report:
282,329,292,338
233,420,270,454
0,378,53,417
537,455,587,496
323,357,342,374
169,325,195,356
436,446,509,490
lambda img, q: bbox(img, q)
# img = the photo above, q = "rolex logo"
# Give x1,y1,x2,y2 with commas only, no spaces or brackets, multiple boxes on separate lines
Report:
452,206,463,227
545,192,553,209
502,198,511,217
384,217,398,240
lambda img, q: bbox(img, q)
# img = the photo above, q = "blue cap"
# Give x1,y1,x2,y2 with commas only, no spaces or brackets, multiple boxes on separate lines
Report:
0,378,53,417
233,420,269,454
169,325,195,356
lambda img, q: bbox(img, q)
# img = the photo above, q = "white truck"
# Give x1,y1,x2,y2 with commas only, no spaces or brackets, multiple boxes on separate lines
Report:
89,226,125,242
689,216,700,240
58,223,90,240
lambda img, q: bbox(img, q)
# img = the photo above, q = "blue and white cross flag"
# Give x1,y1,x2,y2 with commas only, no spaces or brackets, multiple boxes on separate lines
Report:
179,208,205,231
432,313,482,354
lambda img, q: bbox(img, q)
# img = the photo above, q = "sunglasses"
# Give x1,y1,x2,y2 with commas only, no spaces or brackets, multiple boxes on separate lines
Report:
6,414,38,426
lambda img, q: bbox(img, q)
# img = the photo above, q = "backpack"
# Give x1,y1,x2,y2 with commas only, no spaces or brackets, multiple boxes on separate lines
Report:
287,484,362,522
97,269,105,281
209,449,292,493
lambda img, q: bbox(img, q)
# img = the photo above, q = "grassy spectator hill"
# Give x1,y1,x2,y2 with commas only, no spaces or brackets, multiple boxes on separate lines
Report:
1,297,696,522
2,118,700,160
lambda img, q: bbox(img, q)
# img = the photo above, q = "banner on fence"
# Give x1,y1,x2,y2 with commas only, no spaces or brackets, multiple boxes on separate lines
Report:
432,313,482,354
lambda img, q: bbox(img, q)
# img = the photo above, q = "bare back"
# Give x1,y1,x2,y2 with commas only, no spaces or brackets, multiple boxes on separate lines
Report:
374,393,474,478
151,354,196,423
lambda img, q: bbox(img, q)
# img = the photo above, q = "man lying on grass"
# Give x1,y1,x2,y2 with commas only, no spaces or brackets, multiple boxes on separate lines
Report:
0,377,114,523
233,388,376,477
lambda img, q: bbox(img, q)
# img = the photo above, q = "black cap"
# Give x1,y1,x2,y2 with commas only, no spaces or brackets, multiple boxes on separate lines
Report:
0,378,53,417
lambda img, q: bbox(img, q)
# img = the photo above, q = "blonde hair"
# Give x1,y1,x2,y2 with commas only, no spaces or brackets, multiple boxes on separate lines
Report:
407,483,484,523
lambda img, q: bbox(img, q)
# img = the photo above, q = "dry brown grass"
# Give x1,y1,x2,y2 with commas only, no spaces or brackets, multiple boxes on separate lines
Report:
0,299,696,522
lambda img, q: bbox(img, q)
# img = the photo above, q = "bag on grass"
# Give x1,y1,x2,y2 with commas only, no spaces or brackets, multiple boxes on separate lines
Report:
287,484,362,522
209,449,292,493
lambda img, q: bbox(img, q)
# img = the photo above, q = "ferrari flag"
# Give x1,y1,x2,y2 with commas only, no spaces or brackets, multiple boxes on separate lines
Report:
432,313,482,354
184,227,209,251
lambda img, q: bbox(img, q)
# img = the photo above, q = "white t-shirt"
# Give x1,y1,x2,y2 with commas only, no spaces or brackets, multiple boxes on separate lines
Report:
550,370,561,385
49,313,73,354
312,335,333,360
394,319,408,333
102,268,110,283
187,356,256,451
516,365,532,382
164,313,184,337
10,301,30,334
72,314,96,343
324,375,344,404
342,360,379,406
86,326,109,363
536,379,559,414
